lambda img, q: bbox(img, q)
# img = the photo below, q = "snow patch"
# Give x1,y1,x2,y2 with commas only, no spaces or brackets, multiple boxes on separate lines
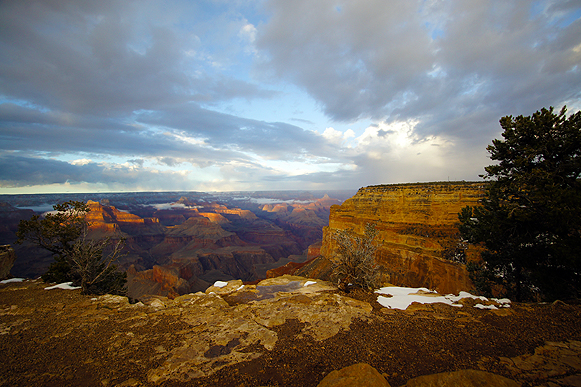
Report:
304,281,317,287
213,281,229,288
45,282,81,290
375,286,510,311
376,287,459,310
0,278,24,284
475,303,498,310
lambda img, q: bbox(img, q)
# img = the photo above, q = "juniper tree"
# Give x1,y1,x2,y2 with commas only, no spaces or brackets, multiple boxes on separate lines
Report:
459,107,581,301
16,200,127,295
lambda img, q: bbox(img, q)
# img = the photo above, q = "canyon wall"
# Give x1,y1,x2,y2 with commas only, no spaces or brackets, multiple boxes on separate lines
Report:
320,182,485,294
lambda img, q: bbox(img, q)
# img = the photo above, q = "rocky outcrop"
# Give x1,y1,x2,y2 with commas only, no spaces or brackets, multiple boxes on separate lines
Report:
267,240,325,278
318,365,521,387
258,195,340,250
3,278,581,387
0,245,15,280
126,263,207,300
265,257,316,278
86,200,165,236
404,369,519,387
308,240,322,259
318,182,485,294
317,363,391,387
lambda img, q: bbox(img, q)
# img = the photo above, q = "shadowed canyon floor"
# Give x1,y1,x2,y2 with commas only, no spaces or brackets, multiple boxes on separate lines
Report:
1,277,581,387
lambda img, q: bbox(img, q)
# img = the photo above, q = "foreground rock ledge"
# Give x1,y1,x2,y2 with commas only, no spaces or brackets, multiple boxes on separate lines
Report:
1,276,581,387
147,276,372,384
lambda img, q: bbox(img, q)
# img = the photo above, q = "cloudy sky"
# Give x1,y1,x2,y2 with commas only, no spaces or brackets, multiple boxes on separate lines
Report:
1,0,580,193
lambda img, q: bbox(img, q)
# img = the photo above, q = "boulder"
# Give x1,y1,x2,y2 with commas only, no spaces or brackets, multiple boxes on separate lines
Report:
404,369,520,387
0,245,16,280
317,363,391,387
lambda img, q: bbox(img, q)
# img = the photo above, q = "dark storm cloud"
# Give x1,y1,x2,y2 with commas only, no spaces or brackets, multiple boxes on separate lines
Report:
0,155,102,186
256,0,581,139
0,154,193,189
0,0,330,176
0,104,261,169
0,0,272,116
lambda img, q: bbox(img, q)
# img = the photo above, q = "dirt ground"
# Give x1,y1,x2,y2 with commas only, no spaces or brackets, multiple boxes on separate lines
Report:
1,281,580,387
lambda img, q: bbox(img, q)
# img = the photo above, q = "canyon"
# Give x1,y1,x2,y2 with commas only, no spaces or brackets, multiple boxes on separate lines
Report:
0,191,347,300
1,183,489,298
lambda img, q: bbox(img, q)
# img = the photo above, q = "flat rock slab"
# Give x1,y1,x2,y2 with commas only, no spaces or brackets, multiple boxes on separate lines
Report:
148,276,371,384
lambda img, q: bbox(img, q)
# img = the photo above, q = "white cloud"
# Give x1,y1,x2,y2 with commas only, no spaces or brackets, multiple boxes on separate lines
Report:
239,23,257,44
71,158,93,166
322,127,357,146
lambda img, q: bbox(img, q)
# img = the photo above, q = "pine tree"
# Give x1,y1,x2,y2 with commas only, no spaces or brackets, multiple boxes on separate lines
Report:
459,107,581,301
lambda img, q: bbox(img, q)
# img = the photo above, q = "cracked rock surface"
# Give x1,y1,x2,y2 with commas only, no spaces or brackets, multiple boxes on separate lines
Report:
1,275,581,387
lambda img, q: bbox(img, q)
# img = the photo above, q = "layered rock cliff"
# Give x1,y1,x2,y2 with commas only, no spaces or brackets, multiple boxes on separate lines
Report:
86,200,165,237
318,182,486,294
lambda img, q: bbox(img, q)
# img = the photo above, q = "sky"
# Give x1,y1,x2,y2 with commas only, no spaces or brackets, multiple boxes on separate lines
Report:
0,0,580,194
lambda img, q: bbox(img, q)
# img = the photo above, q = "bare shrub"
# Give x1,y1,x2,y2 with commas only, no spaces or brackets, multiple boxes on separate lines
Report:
331,223,379,291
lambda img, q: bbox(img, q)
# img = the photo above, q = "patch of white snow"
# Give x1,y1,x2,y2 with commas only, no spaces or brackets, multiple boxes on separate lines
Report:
445,291,488,303
44,282,81,290
0,278,24,284
213,281,229,288
474,303,498,310
376,286,458,310
375,286,510,311
304,281,317,287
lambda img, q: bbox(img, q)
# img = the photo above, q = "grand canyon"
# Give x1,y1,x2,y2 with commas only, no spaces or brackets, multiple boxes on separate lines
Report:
2,184,581,387
1,183,485,298
0,190,354,299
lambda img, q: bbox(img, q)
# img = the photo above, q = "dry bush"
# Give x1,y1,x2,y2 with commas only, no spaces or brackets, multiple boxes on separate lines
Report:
331,223,379,291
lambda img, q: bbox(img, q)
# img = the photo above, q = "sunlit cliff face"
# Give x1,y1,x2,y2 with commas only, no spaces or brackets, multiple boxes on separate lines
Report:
319,182,486,294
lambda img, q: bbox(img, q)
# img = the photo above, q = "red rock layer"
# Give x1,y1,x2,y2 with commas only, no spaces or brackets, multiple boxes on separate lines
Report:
265,257,316,278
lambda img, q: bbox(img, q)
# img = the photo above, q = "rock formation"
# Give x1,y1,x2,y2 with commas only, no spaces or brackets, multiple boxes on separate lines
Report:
0,245,15,280
317,365,521,387
403,369,520,387
0,194,345,299
317,362,391,387
265,257,316,278
85,200,164,237
309,182,486,294
2,277,581,387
